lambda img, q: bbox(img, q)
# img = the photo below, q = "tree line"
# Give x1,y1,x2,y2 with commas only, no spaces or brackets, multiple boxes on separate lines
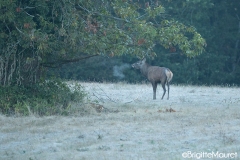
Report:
53,0,240,85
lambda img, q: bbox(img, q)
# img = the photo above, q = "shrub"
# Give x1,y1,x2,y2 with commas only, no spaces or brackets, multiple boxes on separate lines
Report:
0,80,86,116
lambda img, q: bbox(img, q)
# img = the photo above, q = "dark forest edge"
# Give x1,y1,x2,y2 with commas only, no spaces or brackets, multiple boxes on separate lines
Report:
49,54,240,86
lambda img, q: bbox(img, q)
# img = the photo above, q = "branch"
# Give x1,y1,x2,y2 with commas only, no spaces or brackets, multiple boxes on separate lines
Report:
40,54,99,68
14,25,24,35
77,3,90,13
24,11,34,17
76,3,130,23
24,6,36,9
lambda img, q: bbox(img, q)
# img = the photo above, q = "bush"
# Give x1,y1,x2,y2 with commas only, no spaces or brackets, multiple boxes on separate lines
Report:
0,80,86,116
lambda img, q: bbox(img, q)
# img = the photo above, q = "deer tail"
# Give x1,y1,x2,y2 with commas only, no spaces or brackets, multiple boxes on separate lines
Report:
165,68,173,83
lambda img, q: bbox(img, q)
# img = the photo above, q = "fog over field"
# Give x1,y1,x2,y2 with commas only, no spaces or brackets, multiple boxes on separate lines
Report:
1,82,240,160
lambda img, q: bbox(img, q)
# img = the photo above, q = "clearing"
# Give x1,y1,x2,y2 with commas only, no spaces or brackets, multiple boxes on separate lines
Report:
1,82,240,160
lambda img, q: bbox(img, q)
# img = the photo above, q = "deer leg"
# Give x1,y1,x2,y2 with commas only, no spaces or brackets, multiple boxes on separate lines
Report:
167,81,170,100
161,81,166,100
151,82,157,100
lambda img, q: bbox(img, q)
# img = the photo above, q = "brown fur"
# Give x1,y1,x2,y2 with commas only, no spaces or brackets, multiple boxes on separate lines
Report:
132,58,173,100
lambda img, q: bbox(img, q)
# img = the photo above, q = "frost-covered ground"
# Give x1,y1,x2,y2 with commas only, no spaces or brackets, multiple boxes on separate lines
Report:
1,82,240,160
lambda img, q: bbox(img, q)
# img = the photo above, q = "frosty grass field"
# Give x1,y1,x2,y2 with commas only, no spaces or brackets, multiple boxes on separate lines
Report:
1,82,240,160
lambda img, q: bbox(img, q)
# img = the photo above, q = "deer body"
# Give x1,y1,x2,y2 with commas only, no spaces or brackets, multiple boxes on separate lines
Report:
132,59,173,100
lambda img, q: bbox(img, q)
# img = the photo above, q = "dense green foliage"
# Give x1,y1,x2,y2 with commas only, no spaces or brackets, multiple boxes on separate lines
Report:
0,80,85,116
54,0,240,85
0,0,208,115
158,0,240,85
0,0,206,86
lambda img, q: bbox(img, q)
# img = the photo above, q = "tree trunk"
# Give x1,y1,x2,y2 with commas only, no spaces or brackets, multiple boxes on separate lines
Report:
0,43,41,87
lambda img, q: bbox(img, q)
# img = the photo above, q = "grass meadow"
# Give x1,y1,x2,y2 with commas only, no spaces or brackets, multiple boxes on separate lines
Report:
1,82,240,160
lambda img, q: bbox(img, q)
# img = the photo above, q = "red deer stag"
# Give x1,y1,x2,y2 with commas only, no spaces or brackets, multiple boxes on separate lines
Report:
132,58,173,100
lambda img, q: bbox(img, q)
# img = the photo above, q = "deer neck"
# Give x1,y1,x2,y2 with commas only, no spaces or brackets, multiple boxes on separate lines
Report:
140,63,150,77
